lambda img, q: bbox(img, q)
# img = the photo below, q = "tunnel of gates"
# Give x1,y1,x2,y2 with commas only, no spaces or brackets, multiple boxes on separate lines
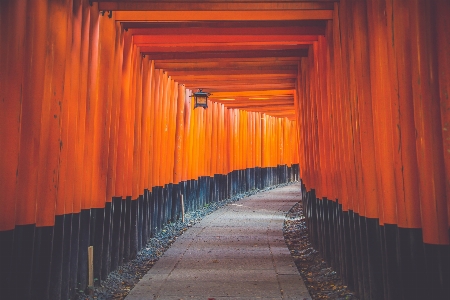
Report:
0,1,300,299
1,0,450,300
297,1,450,300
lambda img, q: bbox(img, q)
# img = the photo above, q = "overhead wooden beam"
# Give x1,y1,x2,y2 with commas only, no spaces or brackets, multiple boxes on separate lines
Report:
197,89,295,94
133,34,318,45
171,74,298,81
142,49,308,60
212,94,293,99
225,106,295,112
139,44,308,53
218,102,294,108
226,103,295,107
138,40,314,49
129,25,325,36
165,67,297,76
163,64,297,72
259,110,296,114
123,20,327,29
96,0,337,1
216,99,294,104
164,77,296,88
213,99,294,104
155,60,297,70
172,75,297,91
259,110,296,113
175,79,297,90
209,89,294,97
184,84,296,93
146,54,307,63
99,1,335,11
179,78,296,85
114,10,333,21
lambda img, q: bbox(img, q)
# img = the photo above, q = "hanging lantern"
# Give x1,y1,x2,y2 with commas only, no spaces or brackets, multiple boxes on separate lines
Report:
193,89,210,109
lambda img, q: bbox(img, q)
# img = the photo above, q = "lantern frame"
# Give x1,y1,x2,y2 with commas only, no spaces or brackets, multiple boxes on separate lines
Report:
193,89,210,109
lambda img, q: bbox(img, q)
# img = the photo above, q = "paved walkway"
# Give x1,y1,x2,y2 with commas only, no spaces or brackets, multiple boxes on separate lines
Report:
126,183,311,300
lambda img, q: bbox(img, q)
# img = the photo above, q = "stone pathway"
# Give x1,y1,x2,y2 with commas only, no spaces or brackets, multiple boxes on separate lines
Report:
126,183,311,300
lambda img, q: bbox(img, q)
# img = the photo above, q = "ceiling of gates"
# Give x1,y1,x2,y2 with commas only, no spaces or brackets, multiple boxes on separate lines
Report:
95,0,336,119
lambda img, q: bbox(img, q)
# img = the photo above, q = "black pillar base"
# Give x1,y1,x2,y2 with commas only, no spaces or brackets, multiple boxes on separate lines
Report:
49,215,65,299
32,226,54,300
101,202,113,280
12,224,35,300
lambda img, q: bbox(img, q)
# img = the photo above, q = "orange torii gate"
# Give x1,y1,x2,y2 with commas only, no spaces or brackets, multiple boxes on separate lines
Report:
1,1,449,300
0,1,300,299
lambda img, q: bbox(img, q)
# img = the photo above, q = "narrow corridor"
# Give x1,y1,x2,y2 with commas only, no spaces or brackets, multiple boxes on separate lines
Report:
126,184,310,300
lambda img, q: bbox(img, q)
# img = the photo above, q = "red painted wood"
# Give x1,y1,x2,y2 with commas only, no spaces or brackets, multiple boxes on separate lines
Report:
389,0,421,229
0,1,26,230
436,0,450,228
410,0,448,245
15,0,46,225
129,25,325,37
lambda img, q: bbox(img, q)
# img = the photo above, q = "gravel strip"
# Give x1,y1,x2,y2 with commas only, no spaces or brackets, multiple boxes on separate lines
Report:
75,183,292,300
283,201,359,300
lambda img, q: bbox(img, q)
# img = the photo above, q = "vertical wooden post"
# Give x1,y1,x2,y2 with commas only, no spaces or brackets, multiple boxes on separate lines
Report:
146,61,155,189
0,1,25,231
181,89,192,182
410,0,448,246
159,72,169,185
115,30,131,198
389,0,422,230
367,0,396,226
351,0,379,220
88,246,94,287
436,0,450,230
410,1,449,298
180,195,185,223
174,84,186,184
14,0,46,228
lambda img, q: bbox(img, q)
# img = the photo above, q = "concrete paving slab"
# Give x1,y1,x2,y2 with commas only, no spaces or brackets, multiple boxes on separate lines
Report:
273,257,302,276
180,249,274,260
126,183,311,300
189,236,270,245
198,227,270,235
155,297,282,300
166,268,277,281
157,279,281,298
278,275,312,300
175,257,274,270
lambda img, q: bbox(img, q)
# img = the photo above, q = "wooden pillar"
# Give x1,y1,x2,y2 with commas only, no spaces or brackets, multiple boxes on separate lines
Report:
131,48,143,200
181,89,192,182
14,0,47,227
173,84,186,184
107,22,124,201
116,30,132,198
409,1,449,299
435,0,450,232
140,57,151,192
410,0,448,246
